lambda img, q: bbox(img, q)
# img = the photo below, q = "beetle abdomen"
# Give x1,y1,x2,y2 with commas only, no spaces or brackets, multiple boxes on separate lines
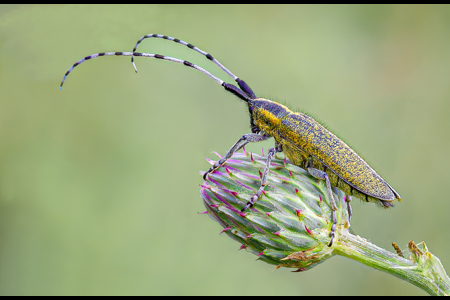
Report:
276,112,400,203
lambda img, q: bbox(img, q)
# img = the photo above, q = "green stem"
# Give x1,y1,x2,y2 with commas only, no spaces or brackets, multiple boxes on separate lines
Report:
333,229,450,296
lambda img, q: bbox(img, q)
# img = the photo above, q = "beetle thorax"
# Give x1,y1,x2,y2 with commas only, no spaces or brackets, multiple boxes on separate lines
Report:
249,98,290,135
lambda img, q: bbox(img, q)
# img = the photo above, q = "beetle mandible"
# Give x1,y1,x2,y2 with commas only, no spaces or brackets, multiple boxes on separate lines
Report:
60,34,401,246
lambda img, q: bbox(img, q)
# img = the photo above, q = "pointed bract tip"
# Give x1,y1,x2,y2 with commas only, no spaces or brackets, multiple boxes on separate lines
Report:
239,244,247,251
212,151,222,158
205,157,215,164
304,225,312,235
292,267,306,272
198,211,208,214
220,226,232,234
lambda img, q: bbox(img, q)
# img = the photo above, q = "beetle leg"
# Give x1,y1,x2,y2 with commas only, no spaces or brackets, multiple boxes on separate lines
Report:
274,141,283,154
242,146,280,212
306,167,337,247
203,133,270,180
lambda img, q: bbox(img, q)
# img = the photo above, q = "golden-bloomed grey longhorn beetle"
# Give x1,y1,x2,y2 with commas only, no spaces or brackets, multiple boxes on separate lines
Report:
60,34,401,246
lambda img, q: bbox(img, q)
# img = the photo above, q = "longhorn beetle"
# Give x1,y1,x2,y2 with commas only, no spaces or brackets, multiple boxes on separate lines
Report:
60,33,401,246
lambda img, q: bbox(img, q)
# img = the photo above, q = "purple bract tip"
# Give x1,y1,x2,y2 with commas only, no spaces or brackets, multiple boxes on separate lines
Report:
212,151,223,158
220,226,232,234
205,157,215,165
239,244,247,251
258,251,264,256
261,148,264,156
304,225,312,235
292,267,306,272
198,211,208,214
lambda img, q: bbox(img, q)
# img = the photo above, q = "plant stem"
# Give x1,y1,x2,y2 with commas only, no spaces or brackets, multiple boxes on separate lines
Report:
333,229,450,296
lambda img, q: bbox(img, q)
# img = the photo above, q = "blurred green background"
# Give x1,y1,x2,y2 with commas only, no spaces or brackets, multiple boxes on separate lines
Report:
1,4,449,296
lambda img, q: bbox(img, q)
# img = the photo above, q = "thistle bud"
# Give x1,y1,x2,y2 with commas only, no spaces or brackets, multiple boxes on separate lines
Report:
200,150,349,271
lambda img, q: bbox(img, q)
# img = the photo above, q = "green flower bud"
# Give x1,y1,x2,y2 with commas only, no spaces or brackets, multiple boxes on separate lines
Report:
200,149,349,271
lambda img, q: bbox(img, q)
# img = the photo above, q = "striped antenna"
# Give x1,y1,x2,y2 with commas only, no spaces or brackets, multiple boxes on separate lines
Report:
60,51,225,90
131,34,238,80
131,34,256,99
